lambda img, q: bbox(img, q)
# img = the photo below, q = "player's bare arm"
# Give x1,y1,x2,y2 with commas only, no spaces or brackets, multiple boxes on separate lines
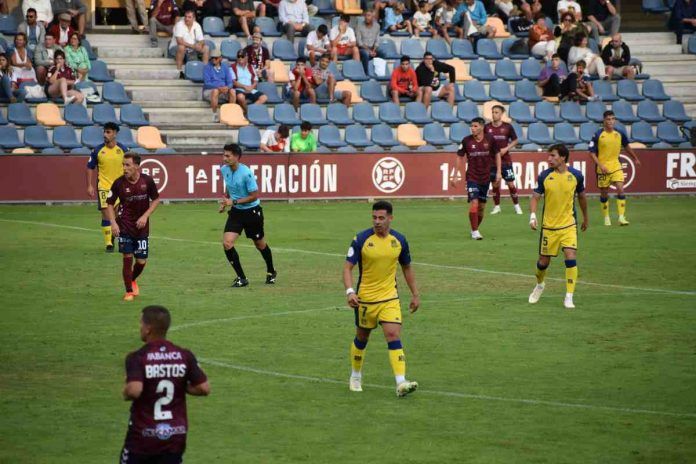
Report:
529,192,541,230
187,380,211,396
449,155,463,187
495,151,502,183
343,261,359,308
86,168,95,198
401,264,420,313
136,198,161,229
578,191,589,231
106,203,120,237
625,144,641,167
123,380,143,401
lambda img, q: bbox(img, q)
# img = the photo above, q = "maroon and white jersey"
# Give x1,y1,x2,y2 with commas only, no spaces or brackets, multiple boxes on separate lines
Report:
123,340,207,455
107,174,159,239
457,134,497,184
484,122,517,164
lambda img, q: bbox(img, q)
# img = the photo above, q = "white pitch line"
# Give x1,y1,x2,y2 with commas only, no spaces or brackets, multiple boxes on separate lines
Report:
1,218,694,296
200,358,696,419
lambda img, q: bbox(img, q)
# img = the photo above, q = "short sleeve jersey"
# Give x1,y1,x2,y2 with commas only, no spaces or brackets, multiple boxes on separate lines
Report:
107,174,160,238
457,134,497,184
123,340,207,455
346,228,411,304
329,26,356,46
588,128,629,174
87,142,128,190
221,162,260,210
533,167,585,230
484,122,518,164
260,129,290,153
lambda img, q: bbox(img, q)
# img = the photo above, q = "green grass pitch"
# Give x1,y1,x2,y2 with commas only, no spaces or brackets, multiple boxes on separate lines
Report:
1,197,695,463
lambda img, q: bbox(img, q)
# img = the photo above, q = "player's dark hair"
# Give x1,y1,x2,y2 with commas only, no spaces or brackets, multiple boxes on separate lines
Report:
551,53,560,59
26,8,37,15
224,143,243,158
492,105,505,112
317,24,328,35
278,125,290,138
400,55,410,63
340,14,350,22
575,59,586,68
54,49,65,60
103,122,120,132
124,153,142,165
142,305,171,336
423,51,434,58
372,200,393,215
301,121,312,131
549,143,569,161
603,110,615,119
471,117,485,126
418,0,427,7
296,56,307,64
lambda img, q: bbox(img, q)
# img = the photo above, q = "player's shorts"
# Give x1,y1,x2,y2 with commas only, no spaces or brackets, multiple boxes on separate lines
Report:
336,44,352,55
490,164,516,183
118,235,149,259
466,181,490,203
596,169,624,188
354,298,402,330
97,188,111,210
539,225,577,257
119,447,183,464
224,206,265,240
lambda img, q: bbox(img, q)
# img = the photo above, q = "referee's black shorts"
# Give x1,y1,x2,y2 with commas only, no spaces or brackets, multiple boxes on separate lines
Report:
224,206,265,240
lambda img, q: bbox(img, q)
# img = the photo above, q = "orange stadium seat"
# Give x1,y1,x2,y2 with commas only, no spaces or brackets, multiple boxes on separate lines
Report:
445,58,473,82
335,81,364,103
220,104,250,127
36,103,66,127
137,126,167,150
486,17,510,38
336,0,363,14
269,60,290,83
397,123,426,147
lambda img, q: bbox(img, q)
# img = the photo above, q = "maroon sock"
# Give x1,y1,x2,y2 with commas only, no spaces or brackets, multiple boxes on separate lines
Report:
468,211,479,231
123,256,133,292
493,185,501,205
509,185,519,205
478,211,485,227
132,262,146,281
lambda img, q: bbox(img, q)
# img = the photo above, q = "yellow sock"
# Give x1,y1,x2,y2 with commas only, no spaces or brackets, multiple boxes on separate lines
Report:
600,197,609,217
387,341,406,378
102,226,112,246
350,338,367,374
617,196,626,217
565,260,578,294
535,262,548,284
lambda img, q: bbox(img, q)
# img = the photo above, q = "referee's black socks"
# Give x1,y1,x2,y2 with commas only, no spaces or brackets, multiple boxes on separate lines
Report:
258,246,275,274
225,247,246,279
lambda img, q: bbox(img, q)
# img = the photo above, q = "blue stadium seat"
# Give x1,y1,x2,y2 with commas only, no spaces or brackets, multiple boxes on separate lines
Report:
449,122,471,142
300,104,328,125
336,145,357,153
238,126,261,150
220,39,242,60
442,143,459,151
612,100,640,123
185,60,204,82
120,104,149,126
636,100,666,123
92,103,119,125
361,80,389,103
630,121,659,144
63,104,91,127
423,123,450,145
642,0,670,13
81,126,104,148
657,121,687,143
432,101,458,123
642,79,670,101
89,60,113,82
379,102,406,124
256,17,281,37
514,80,542,102
553,123,581,145
559,101,588,123
327,103,353,125
0,15,19,35
130,147,151,155
688,35,696,54
511,122,528,144
663,100,691,122
377,39,400,60
274,103,301,126
310,16,327,30
588,38,600,55
501,38,529,59
457,101,480,122
489,81,515,102
463,80,490,102
685,120,696,130
534,101,562,123
42,147,64,154
592,80,618,102
247,104,274,126
579,122,600,142
203,16,228,37
316,0,338,15
20,81,48,103
155,148,176,154
82,38,97,60
353,102,380,125
614,121,629,138
451,39,477,59
469,59,495,81
368,60,391,82
452,83,466,102
371,123,399,147
476,39,502,59
652,141,673,148
75,81,101,104
426,39,453,59
527,122,553,145
316,145,332,153
319,125,347,148
257,81,283,104
520,58,542,80
405,102,432,124
679,141,694,148
53,126,82,149
273,39,298,60
417,144,438,152
342,60,369,81
345,124,372,148
24,125,53,149
0,126,23,149
103,82,131,104
573,142,589,150
204,39,216,52
495,59,522,81
8,103,37,125
328,61,344,81
401,39,425,59
617,80,644,102
509,100,535,123
586,100,606,123
521,143,542,150
0,108,6,125
116,126,139,149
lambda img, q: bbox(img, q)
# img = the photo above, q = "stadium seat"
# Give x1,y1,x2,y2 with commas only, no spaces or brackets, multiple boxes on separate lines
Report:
92,103,119,125
8,103,36,126
345,124,372,148
75,81,101,104
579,122,600,142
534,101,562,123
417,144,438,152
688,35,696,54
368,60,391,82
331,81,361,103
426,39,453,59
642,0,670,13
642,79,670,101
310,16,327,30
452,83,466,102
0,126,23,149
247,105,274,126
489,81,515,102
449,121,471,142
616,80,645,102
679,140,694,148
405,102,432,124
476,39,502,59
203,16,228,37
62,104,91,127
53,126,82,149
630,121,659,144
318,125,347,148
274,104,302,126
401,39,425,59
612,100,640,123
120,104,149,127
651,141,672,148
573,142,589,150
451,39,477,59
457,101,480,122
328,61,344,81
469,59,495,81
342,60,369,81
379,102,406,124
353,102,380,125
614,121,629,138
511,121,528,144
79,126,102,148
486,17,510,38
19,81,48,103
0,15,19,34
520,58,542,80
527,122,553,145
0,109,6,125
559,101,588,123
238,126,261,150
117,125,139,149
501,38,529,59
360,80,388,103
482,101,510,122
377,39,400,60
553,123,581,145
371,123,399,147
137,126,167,149
36,103,66,127
220,39,241,60
657,121,687,143
586,100,607,123
521,143,542,150
24,126,53,149
89,60,114,82
185,60,204,83
273,39,298,61
336,0,362,15
636,100,665,123
445,58,472,82
593,80,618,102
509,100,535,123
514,80,542,102
423,123,450,145
257,81,283,104
432,101,459,123
663,100,691,122
463,81,490,102
316,0,338,14
300,104,328,126
12,148,35,154
327,103,353,125
103,82,131,105
221,103,250,127
397,124,426,148
256,17,281,37
495,59,522,81
41,147,64,154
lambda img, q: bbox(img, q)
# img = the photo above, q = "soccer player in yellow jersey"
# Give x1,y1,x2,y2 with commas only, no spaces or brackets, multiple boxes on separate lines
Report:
86,122,128,252
528,144,589,309
343,201,421,397
588,110,641,226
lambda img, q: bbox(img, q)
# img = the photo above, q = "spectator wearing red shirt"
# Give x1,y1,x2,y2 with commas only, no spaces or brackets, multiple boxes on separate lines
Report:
48,13,75,47
286,56,315,110
244,32,274,82
390,55,418,104
148,0,179,48
45,50,83,105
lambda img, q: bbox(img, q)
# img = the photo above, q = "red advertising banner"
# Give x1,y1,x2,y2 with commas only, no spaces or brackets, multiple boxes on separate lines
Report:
1,150,695,202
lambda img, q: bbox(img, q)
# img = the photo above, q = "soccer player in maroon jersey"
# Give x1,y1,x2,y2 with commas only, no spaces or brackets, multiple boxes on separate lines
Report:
485,105,522,216
120,305,210,464
106,153,161,301
450,117,501,240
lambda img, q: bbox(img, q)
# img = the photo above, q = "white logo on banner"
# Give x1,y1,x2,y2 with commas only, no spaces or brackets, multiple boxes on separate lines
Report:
141,159,169,193
610,155,635,190
372,157,405,193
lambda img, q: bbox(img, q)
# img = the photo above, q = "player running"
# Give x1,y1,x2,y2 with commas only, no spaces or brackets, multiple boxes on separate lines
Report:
218,143,277,287
120,305,210,464
450,117,501,240
86,122,128,252
588,110,641,226
343,201,421,397
485,105,522,215
106,153,160,301
528,144,589,309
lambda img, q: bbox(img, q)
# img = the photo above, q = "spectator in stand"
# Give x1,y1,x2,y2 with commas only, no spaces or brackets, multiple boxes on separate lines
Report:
148,0,179,48
305,24,330,66
357,10,380,73
48,13,75,47
50,0,86,37
330,15,360,62
434,0,457,43
10,33,37,85
312,54,352,105
180,0,205,23
415,52,455,107
537,53,567,97
64,32,90,80
229,49,268,113
278,0,311,43
125,0,149,34
290,121,317,152
287,56,315,109
229,0,262,39
390,55,418,104
563,59,595,102
34,33,62,84
529,14,557,61
412,1,439,38
18,9,46,53
45,49,83,104
587,0,620,43
385,3,413,35
452,0,495,39
568,33,606,79
262,0,281,18
203,49,235,116
554,12,584,63
601,33,635,79
0,53,18,103
0,0,6,13
170,9,209,79
495,0,536,22
556,0,582,22
670,0,696,44
23,0,53,25
245,32,274,82
260,125,291,152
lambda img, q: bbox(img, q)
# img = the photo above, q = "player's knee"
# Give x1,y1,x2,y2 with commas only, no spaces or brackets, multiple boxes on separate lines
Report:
468,203,478,214
537,259,549,270
222,239,235,250
254,239,266,250
384,331,400,342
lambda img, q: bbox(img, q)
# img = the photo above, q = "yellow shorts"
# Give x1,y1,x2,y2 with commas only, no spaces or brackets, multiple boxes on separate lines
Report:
539,226,577,257
354,299,402,329
597,169,624,189
97,187,119,210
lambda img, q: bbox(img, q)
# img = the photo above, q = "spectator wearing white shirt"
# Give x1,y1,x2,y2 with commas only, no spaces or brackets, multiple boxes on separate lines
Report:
22,0,52,25
568,34,606,79
278,0,311,43
169,10,209,78
330,15,359,62
412,1,438,38
557,0,582,22
260,125,291,152
434,0,456,43
305,24,330,66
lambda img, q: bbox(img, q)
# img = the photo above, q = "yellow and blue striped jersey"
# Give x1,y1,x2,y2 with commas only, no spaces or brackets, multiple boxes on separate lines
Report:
86,142,127,190
588,128,629,174
534,167,585,230
346,228,411,304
